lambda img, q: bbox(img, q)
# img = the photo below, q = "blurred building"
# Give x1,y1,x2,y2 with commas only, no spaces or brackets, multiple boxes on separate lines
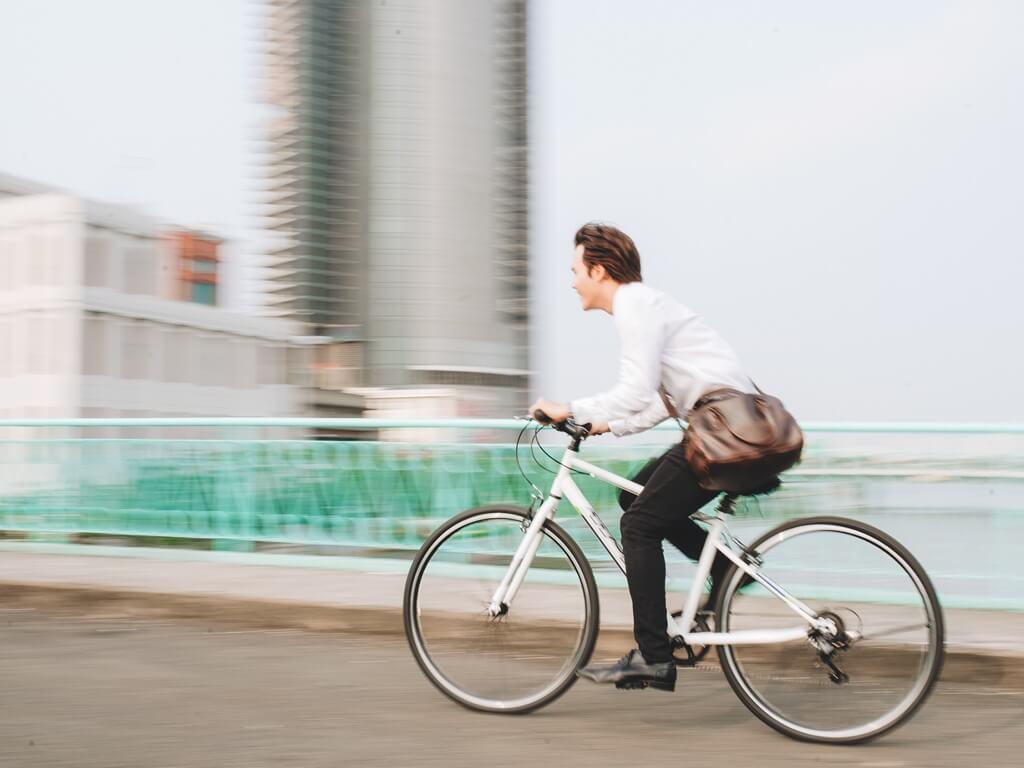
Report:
0,173,52,200
160,229,222,306
261,0,529,420
0,173,321,421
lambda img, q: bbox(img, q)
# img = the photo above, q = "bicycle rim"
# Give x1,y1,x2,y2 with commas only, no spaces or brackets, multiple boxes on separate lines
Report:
404,508,598,713
716,517,944,743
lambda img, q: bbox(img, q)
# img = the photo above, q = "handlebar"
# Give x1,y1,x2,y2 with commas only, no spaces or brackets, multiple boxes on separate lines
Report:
531,410,592,441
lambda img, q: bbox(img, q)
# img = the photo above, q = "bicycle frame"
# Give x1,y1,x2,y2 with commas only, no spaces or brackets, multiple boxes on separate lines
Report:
487,442,836,646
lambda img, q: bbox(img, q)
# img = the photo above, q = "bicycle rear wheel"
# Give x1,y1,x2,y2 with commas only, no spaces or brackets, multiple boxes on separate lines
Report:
715,516,944,744
403,506,599,714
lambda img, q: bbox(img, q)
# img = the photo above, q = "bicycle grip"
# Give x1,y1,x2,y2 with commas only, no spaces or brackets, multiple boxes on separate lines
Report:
532,409,553,425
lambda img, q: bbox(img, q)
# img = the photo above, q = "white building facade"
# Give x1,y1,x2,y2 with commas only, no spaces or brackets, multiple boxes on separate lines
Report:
0,187,305,421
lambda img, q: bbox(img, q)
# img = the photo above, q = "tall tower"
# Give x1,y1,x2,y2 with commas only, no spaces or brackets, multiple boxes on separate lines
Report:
262,0,529,416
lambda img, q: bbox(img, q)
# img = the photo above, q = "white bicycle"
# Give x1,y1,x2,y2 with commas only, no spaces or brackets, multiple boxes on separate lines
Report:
403,416,944,744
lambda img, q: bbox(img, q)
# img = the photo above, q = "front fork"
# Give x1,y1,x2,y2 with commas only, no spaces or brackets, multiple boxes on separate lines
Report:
486,495,558,617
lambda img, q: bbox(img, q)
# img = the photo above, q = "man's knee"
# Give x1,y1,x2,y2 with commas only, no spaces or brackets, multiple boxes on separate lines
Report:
618,457,660,511
619,501,660,547
617,488,636,512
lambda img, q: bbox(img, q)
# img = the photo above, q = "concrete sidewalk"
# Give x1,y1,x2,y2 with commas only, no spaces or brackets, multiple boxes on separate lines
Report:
1,544,1022,687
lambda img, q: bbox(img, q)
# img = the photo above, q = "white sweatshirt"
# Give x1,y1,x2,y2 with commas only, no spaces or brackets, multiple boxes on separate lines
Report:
570,282,755,436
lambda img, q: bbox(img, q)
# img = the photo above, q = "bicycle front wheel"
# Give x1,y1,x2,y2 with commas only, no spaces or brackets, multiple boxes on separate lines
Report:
403,506,599,714
715,516,944,744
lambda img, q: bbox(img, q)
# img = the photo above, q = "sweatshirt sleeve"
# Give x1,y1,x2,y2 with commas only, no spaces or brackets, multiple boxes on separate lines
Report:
608,395,671,436
570,289,664,425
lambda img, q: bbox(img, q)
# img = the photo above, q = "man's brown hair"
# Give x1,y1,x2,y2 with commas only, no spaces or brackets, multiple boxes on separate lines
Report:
574,223,642,283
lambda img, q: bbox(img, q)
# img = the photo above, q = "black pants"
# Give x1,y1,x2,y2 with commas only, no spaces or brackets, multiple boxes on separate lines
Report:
617,443,718,663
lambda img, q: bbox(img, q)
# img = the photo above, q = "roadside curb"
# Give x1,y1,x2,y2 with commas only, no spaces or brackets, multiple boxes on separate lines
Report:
3,581,1021,692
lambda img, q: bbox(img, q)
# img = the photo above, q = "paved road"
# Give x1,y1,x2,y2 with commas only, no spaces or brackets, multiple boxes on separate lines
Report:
1,608,1022,768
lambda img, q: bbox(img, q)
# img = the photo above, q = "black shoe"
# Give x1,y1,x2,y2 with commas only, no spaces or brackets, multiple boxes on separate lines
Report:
577,649,676,692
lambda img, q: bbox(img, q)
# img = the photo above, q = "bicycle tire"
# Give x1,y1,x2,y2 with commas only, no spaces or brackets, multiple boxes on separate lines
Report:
715,516,945,744
403,505,600,714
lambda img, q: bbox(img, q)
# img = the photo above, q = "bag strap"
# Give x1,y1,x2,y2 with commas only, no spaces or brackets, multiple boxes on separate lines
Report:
658,385,681,419
658,385,686,433
659,378,762,431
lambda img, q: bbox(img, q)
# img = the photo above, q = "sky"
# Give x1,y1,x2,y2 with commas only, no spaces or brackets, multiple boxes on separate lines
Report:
1,1,1021,422
531,0,1024,423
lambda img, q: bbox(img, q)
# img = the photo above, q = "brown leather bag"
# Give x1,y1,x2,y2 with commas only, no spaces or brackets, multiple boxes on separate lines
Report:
678,386,804,493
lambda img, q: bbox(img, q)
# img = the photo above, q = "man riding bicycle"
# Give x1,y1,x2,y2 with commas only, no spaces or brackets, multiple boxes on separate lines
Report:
529,222,760,692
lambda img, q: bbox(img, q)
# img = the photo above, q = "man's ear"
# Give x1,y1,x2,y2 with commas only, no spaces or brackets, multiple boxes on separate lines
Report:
590,262,608,282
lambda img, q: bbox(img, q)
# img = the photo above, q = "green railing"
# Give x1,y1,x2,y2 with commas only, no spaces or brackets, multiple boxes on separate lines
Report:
1,418,1022,610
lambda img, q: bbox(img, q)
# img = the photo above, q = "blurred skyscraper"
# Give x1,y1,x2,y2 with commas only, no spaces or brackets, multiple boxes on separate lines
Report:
260,0,529,418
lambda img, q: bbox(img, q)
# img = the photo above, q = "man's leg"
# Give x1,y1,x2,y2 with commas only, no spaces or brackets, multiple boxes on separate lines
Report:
619,442,717,663
619,450,713,563
579,443,718,689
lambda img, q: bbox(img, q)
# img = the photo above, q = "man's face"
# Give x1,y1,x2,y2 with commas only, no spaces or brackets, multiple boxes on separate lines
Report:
571,244,601,310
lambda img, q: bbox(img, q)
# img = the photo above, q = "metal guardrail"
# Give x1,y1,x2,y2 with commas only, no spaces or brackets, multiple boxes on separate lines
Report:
0,417,1022,432
0,418,1022,610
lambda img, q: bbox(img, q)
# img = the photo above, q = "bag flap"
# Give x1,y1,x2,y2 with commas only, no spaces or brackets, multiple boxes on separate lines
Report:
700,395,779,446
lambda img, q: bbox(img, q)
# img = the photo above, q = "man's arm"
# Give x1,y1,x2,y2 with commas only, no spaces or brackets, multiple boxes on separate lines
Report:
608,396,671,437
570,291,664,424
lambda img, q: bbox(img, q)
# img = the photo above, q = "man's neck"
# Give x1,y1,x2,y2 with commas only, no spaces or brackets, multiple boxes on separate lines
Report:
601,282,624,314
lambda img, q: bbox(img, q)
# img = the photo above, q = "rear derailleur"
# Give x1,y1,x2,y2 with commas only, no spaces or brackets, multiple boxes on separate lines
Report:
808,610,852,685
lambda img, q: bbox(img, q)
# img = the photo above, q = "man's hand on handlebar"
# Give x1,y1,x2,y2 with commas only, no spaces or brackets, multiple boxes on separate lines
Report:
527,398,570,425
526,398,609,437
